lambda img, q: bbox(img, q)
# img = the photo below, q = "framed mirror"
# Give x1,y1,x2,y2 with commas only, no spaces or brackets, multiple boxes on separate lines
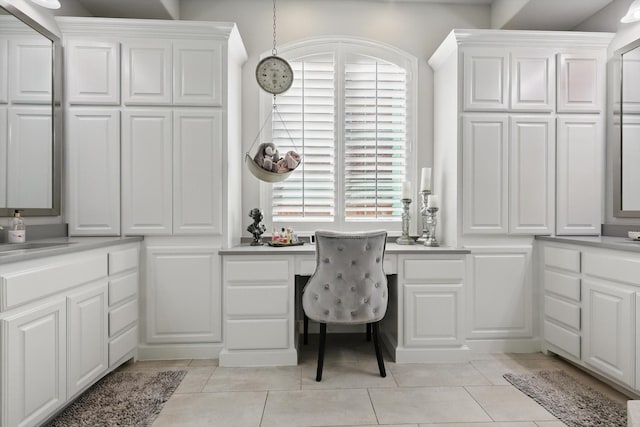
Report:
0,1,61,216
614,38,640,218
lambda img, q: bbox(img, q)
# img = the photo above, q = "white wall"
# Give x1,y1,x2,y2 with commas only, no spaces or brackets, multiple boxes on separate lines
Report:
180,0,490,236
55,0,92,17
576,0,640,227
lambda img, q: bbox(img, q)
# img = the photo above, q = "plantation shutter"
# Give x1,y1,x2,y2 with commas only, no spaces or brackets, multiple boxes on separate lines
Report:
344,58,407,221
271,53,336,221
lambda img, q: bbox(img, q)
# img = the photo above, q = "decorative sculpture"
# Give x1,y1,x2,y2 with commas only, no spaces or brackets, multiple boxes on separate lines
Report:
247,208,267,246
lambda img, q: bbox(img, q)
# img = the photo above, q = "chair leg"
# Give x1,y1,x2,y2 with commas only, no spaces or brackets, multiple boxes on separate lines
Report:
316,323,327,381
303,314,309,345
366,323,372,342
372,321,386,378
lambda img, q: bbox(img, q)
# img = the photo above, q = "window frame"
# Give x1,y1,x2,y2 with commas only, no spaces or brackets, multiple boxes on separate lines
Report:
259,37,418,234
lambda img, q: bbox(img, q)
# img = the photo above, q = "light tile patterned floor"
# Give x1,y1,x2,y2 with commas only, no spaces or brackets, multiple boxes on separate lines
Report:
119,334,630,427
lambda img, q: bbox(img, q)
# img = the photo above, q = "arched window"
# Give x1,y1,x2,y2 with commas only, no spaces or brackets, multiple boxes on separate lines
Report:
260,38,417,232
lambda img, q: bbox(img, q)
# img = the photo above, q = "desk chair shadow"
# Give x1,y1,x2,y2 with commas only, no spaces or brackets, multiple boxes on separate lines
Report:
302,230,388,381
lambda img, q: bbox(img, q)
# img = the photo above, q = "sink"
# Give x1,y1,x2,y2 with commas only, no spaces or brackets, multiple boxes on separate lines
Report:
0,242,77,253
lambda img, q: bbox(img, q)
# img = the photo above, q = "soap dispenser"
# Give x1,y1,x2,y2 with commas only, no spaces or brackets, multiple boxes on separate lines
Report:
8,210,25,243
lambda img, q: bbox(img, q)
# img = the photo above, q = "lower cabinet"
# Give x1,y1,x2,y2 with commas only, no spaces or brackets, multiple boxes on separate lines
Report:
3,300,67,427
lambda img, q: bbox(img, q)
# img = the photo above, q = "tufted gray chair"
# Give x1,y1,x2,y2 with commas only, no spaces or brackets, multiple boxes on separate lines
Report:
302,230,388,381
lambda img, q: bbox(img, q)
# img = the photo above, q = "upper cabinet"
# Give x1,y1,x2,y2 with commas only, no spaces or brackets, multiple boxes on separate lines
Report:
557,52,604,113
463,49,509,111
510,50,555,112
173,40,223,106
9,39,52,104
66,40,120,105
122,41,172,105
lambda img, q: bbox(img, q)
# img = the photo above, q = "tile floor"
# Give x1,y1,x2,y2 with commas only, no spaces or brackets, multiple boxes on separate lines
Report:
117,334,629,427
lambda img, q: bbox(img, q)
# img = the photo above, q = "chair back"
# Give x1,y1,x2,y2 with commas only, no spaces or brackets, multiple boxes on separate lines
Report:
302,230,388,324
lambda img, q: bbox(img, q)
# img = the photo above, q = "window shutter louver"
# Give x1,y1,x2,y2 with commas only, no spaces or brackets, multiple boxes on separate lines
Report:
271,54,336,221
344,59,408,221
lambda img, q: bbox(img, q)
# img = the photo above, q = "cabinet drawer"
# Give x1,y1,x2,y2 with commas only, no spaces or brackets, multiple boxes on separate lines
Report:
226,319,288,350
297,256,395,275
225,259,290,282
544,246,580,272
403,259,464,282
109,299,138,337
544,295,580,330
544,270,580,301
1,255,107,311
109,247,138,275
109,325,137,366
544,320,580,358
583,253,640,285
109,272,138,306
226,286,288,316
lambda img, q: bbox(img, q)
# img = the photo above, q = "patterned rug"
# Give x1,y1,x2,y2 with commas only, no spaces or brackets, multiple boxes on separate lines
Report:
45,370,186,427
504,370,627,427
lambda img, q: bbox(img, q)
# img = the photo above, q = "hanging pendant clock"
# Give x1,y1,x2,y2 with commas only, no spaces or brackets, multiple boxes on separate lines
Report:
256,55,293,95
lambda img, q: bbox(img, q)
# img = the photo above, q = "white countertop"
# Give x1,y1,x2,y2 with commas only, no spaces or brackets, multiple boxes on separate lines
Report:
220,242,470,255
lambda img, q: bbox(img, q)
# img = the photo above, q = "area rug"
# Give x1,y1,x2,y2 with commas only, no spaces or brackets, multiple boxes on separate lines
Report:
45,369,186,427
504,370,626,427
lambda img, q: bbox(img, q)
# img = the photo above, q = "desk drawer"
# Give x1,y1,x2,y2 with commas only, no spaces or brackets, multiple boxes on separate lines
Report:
544,270,580,301
544,320,580,358
583,253,640,285
297,256,395,275
109,247,138,275
109,272,138,306
544,295,580,330
226,285,288,316
544,246,580,273
226,319,288,350
109,299,138,337
402,259,465,282
109,325,137,366
225,259,290,283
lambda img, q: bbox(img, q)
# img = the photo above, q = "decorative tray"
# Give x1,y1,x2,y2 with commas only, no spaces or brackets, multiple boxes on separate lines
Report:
267,241,305,247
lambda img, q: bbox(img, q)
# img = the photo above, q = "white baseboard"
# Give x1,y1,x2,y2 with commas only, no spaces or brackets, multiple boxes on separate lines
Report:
394,346,471,364
137,343,223,360
219,348,298,367
466,337,542,353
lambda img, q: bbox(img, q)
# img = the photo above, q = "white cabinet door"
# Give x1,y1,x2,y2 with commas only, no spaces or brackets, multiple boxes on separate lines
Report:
122,41,172,105
582,279,635,387
122,110,172,235
66,40,120,105
67,109,120,236
173,110,222,235
9,38,52,104
67,282,108,398
463,49,509,111
146,245,221,343
468,249,533,339
556,116,601,235
0,38,7,104
0,106,6,208
7,107,52,209
462,115,508,234
509,116,555,235
510,50,554,112
558,52,603,113
2,300,66,427
173,40,222,106
404,284,463,347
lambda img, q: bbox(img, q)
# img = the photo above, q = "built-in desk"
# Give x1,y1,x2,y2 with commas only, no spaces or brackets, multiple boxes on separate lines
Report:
219,243,470,367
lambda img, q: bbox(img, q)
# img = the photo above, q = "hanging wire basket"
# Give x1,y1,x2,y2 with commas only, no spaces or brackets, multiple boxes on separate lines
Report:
245,103,301,183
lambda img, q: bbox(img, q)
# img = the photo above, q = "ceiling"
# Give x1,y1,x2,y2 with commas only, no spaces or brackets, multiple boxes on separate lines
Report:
72,0,616,30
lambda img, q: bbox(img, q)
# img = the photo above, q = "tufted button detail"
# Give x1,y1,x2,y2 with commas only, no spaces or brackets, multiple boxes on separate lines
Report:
338,246,344,251
337,273,342,279
375,282,380,288
324,284,330,290
336,298,341,304
365,244,371,250
351,311,357,317
314,294,319,300
373,307,378,313
351,260,357,266
351,286,356,292
323,258,330,264
382,291,387,298
364,297,370,304
364,273,370,279
376,257,381,263
324,310,330,316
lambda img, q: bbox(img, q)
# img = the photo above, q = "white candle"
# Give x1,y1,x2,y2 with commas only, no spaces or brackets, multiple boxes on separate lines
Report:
420,167,432,192
402,181,411,199
427,195,439,208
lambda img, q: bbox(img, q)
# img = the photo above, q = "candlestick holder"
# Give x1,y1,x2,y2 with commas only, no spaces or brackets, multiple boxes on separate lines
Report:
396,198,415,245
424,206,440,247
416,190,431,243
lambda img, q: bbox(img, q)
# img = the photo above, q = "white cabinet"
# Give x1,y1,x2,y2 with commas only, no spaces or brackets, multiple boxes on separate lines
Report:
67,109,120,236
509,116,555,234
66,40,120,105
173,40,222,106
146,245,221,343
510,50,555,112
7,107,52,209
8,38,52,104
462,115,554,235
67,282,108,398
468,248,532,339
462,115,508,234
558,52,604,113
582,279,635,387
122,110,173,235
122,41,172,105
2,300,67,427
463,48,509,111
0,39,7,104
556,116,602,235
173,110,222,234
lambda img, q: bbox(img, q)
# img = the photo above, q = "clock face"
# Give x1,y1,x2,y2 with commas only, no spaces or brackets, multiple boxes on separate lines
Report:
256,55,294,95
